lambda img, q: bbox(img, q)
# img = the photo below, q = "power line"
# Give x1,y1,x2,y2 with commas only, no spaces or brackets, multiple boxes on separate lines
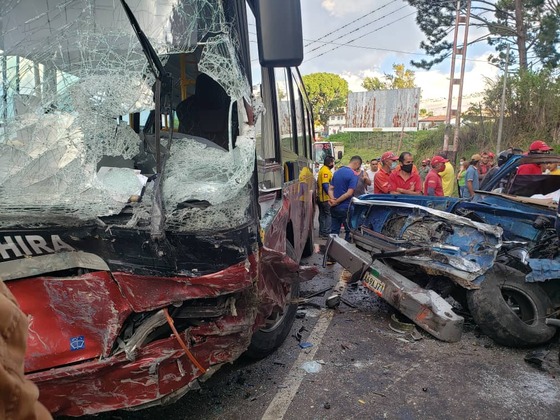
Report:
305,5,409,57
305,11,417,62
304,0,398,48
301,38,491,64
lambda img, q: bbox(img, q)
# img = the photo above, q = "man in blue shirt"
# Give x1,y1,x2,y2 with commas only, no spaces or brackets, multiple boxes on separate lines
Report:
328,155,362,241
463,154,481,199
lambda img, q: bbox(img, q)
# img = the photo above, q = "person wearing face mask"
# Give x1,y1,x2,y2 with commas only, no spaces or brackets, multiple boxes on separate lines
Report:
388,151,422,195
328,155,362,241
424,155,448,196
374,151,399,193
317,156,335,239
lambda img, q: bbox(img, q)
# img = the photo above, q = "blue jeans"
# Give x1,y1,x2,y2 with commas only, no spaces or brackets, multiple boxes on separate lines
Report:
330,206,350,241
318,201,331,237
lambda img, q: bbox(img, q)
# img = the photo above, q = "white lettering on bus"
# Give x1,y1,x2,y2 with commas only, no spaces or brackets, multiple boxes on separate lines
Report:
0,235,76,260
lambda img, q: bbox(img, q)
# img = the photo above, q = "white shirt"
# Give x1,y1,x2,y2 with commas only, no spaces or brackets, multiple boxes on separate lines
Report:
366,169,377,193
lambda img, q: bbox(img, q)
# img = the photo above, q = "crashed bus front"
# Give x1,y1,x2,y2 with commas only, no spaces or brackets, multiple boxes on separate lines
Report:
0,0,315,416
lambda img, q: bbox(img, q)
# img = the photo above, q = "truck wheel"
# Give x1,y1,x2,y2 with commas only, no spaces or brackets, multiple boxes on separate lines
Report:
467,263,556,347
246,243,300,359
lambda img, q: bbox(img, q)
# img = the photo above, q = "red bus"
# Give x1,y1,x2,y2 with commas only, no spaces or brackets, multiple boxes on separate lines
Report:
0,0,315,415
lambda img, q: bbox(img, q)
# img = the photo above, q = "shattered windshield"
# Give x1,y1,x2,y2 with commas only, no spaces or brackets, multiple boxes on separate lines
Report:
313,143,332,164
0,0,253,231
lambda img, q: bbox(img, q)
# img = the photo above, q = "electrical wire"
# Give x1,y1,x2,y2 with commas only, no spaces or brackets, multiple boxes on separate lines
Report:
304,0,399,48
304,11,418,63
305,5,410,57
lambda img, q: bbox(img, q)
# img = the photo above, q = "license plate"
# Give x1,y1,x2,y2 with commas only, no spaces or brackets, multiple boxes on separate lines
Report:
362,269,386,297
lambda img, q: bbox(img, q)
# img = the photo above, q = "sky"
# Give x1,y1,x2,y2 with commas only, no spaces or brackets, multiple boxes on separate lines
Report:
293,0,500,109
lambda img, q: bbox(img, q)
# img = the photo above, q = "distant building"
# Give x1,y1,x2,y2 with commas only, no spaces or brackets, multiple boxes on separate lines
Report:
327,112,346,135
418,115,447,130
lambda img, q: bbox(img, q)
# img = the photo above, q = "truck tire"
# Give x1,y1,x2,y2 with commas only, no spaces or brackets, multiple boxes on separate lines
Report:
246,243,300,359
467,263,556,347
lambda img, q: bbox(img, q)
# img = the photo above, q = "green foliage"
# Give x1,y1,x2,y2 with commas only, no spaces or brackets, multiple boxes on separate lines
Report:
362,64,416,91
301,72,348,128
362,76,387,91
406,0,560,70
327,131,434,165
482,69,560,146
386,64,416,89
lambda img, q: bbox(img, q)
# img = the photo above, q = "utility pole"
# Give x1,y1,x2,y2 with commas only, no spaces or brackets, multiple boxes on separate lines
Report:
496,44,509,156
443,0,471,160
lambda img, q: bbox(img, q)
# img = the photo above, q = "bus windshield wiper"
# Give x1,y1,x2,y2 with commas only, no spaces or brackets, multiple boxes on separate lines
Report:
119,0,172,241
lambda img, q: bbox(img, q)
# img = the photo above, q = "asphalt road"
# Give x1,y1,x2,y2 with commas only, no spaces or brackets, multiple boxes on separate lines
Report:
71,242,560,420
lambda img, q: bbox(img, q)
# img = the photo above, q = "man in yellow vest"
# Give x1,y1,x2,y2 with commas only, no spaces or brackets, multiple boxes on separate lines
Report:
317,156,335,238
437,151,455,196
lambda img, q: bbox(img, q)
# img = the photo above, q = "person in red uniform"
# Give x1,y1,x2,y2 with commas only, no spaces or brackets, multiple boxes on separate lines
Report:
488,152,496,167
374,151,399,193
517,140,553,175
388,151,422,195
478,152,491,180
424,155,447,196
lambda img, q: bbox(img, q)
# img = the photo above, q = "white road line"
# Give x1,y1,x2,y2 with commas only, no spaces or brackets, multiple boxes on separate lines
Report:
261,310,334,420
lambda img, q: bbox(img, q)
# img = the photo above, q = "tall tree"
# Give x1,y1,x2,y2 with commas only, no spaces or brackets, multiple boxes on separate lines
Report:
482,69,560,141
362,63,416,91
362,76,387,91
302,72,348,128
406,0,560,70
386,64,416,89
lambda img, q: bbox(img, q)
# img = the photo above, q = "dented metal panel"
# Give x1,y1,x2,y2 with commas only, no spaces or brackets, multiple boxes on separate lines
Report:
325,235,463,342
346,88,420,130
348,198,502,285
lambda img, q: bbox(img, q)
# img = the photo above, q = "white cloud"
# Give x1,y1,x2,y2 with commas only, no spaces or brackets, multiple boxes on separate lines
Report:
301,1,499,113
337,54,499,114
341,69,384,92
416,54,499,100
321,0,377,17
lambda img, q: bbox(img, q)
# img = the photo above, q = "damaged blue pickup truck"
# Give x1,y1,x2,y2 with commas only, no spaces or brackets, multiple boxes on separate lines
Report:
325,154,560,347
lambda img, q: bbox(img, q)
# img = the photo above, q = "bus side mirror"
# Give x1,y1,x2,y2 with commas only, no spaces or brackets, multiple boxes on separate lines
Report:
337,151,343,160
254,0,303,67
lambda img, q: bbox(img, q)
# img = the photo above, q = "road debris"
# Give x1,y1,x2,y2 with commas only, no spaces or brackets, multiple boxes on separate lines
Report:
301,361,322,373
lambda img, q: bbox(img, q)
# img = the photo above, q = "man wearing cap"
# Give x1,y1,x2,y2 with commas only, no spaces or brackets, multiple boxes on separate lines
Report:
317,156,335,239
463,154,481,199
419,159,430,182
328,155,362,241
388,152,422,195
437,151,455,196
424,156,447,196
488,152,496,167
374,151,399,193
518,140,553,175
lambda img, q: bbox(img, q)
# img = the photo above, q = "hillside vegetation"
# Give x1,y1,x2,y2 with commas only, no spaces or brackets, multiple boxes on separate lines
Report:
329,119,559,167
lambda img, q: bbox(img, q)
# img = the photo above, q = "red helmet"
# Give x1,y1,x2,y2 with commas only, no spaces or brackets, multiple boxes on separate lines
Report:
529,140,553,152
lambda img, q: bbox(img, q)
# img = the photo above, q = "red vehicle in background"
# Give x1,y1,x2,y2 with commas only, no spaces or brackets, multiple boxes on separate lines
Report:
0,0,315,416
